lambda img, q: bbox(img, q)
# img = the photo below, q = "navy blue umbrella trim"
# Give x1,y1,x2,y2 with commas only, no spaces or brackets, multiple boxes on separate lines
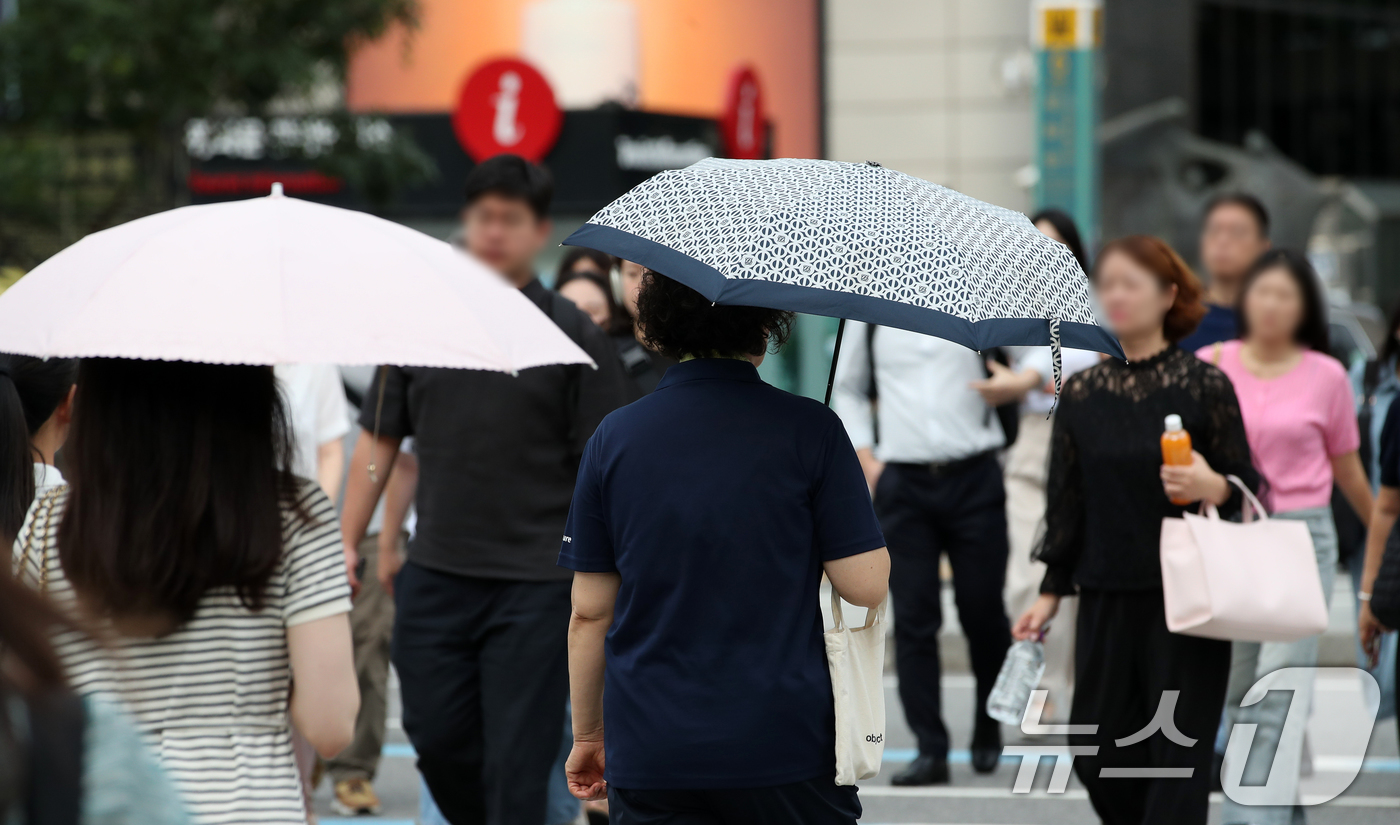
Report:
565,222,1124,359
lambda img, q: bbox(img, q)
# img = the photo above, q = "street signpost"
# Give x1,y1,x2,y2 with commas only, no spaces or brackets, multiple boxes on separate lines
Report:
1032,0,1102,247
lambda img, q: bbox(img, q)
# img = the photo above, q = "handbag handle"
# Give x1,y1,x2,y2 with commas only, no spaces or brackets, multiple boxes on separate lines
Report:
829,586,887,632
1202,474,1266,523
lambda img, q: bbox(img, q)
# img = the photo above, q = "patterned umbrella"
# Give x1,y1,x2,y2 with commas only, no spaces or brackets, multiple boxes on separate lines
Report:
564,157,1121,403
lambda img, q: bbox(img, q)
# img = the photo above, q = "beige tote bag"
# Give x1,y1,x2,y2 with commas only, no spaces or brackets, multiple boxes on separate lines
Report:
1160,475,1327,642
825,589,888,785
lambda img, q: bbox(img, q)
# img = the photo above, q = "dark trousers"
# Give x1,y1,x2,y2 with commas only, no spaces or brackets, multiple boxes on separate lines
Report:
392,561,572,825
1071,589,1231,825
608,777,860,825
875,455,1012,758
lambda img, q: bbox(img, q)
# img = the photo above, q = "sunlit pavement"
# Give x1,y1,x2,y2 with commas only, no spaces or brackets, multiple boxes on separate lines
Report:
314,581,1399,824
312,665,1399,825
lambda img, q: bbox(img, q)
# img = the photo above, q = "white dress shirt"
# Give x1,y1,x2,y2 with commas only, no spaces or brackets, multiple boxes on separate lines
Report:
1009,346,1102,416
275,363,351,482
34,462,65,498
832,321,1005,463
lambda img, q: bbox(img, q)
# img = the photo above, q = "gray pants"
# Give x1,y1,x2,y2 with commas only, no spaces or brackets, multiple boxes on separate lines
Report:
326,532,401,783
1220,507,1337,825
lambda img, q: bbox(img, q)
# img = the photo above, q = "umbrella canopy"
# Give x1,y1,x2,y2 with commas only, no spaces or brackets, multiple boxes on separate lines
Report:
564,158,1121,399
0,187,592,372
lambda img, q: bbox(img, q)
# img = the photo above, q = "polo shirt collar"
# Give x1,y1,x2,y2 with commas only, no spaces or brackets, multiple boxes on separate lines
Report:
656,357,763,390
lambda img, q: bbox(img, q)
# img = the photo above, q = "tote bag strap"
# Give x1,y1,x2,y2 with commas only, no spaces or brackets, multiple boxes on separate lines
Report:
1202,474,1266,523
829,587,888,631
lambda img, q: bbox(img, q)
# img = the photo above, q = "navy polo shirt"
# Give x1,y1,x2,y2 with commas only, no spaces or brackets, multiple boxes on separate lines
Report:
559,358,886,790
1178,303,1238,353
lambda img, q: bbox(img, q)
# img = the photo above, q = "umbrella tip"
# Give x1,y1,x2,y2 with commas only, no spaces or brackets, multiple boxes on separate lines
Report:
270,182,284,197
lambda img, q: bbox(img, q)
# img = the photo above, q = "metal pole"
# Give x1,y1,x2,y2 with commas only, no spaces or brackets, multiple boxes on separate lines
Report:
824,317,846,407
1032,0,1103,248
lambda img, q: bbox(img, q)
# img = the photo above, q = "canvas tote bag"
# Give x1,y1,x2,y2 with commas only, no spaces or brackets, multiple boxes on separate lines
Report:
1160,474,1327,642
825,588,887,785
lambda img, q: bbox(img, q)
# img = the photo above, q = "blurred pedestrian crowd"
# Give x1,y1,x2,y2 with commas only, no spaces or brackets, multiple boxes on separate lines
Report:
3,152,1399,825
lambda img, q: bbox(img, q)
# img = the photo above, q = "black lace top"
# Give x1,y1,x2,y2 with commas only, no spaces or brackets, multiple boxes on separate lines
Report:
1035,345,1259,595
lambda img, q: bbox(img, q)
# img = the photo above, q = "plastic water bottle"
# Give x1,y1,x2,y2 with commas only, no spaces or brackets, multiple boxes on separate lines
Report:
986,639,1047,726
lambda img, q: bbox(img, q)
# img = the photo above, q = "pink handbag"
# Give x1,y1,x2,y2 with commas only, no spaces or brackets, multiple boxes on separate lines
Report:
1160,475,1328,642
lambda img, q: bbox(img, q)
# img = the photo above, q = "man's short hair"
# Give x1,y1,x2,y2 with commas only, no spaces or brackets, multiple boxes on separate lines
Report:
464,154,553,219
1204,192,1270,238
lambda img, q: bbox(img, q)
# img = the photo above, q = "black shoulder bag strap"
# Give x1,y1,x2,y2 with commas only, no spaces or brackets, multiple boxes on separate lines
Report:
1358,359,1384,476
22,692,85,825
545,290,586,451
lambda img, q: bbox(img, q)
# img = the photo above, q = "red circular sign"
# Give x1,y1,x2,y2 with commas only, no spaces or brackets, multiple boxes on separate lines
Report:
452,58,562,163
720,65,766,160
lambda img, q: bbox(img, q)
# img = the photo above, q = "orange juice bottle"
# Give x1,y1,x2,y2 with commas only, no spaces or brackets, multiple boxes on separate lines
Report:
1161,414,1193,505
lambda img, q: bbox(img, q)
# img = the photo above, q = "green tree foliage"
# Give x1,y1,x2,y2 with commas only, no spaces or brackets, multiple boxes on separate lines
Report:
0,0,424,267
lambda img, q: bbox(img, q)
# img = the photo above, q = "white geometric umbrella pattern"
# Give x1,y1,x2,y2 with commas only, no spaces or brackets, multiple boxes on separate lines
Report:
564,158,1122,399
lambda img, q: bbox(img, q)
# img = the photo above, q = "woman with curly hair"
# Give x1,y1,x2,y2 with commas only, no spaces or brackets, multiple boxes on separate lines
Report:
559,270,890,824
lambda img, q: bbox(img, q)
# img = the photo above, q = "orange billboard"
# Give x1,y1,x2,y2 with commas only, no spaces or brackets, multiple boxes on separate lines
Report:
346,0,821,160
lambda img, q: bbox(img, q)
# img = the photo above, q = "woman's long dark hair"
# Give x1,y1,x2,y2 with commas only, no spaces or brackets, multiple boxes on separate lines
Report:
1235,249,1330,354
0,354,78,545
56,359,307,629
1030,207,1090,274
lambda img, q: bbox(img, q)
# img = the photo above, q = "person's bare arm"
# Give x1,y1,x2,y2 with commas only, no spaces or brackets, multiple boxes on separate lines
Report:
287,613,359,758
376,450,419,595
824,547,890,609
565,571,621,801
970,361,1042,408
316,437,347,504
341,430,401,595
1361,486,1400,652
1333,451,1374,529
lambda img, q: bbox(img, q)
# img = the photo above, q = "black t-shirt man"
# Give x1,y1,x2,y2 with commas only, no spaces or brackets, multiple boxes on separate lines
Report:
338,154,628,825
362,278,627,580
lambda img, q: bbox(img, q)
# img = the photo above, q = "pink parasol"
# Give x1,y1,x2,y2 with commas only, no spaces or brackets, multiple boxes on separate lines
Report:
0,186,592,373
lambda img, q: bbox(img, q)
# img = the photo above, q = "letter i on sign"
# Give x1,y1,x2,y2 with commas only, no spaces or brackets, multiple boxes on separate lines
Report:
492,72,525,147
452,58,563,163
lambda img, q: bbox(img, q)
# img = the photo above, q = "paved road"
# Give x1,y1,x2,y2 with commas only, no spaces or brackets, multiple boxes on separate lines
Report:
313,666,1399,825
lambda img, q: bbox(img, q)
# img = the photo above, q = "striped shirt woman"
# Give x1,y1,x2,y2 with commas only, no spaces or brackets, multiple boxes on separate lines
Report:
15,481,350,825
10,358,357,825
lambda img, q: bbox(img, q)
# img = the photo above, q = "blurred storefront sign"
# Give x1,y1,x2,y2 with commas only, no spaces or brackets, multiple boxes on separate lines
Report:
451,58,562,163
720,66,765,161
184,0,817,219
187,60,772,216
1032,0,1102,245
185,105,743,216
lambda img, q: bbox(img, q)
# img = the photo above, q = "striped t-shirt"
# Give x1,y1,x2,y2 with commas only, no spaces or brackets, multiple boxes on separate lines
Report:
12,480,351,825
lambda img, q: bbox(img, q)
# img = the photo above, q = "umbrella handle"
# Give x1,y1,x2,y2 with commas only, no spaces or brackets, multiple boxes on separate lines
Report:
824,318,847,407
367,366,388,482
